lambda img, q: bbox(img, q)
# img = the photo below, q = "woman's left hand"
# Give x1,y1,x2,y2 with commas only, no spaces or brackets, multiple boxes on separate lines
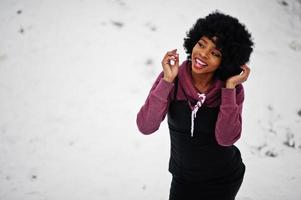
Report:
226,64,251,89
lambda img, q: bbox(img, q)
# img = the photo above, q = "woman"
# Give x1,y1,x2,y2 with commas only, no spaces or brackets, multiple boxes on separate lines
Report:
136,11,254,200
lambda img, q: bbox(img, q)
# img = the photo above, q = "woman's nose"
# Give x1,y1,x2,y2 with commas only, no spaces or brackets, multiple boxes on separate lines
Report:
200,48,209,59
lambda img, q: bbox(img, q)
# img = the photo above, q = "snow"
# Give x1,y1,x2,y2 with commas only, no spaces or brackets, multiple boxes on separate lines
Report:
0,0,301,199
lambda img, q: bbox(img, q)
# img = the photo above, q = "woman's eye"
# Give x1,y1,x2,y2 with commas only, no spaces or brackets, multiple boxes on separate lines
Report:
198,42,205,48
212,51,221,57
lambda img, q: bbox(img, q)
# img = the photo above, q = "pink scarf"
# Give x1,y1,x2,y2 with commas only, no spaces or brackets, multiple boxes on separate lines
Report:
177,60,223,137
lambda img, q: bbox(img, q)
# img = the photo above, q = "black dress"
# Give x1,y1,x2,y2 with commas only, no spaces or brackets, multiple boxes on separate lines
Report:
167,79,245,200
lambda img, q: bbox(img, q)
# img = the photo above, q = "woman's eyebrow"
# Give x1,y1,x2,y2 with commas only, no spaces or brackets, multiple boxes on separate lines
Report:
200,39,207,43
214,47,222,52
200,38,221,52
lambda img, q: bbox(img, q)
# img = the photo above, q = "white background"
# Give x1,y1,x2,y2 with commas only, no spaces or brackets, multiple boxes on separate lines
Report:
1,0,301,199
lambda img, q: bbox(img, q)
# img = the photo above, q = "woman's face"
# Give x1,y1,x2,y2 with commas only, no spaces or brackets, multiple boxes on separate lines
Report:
191,36,222,76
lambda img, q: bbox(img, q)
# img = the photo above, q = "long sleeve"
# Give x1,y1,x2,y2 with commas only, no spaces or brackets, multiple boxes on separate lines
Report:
136,72,175,134
215,84,244,146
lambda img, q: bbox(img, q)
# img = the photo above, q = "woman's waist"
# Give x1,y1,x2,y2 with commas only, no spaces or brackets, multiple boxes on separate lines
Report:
170,141,241,168
171,144,239,164
169,146,243,180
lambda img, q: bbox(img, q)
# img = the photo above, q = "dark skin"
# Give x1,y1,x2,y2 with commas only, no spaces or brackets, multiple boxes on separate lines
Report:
161,36,250,92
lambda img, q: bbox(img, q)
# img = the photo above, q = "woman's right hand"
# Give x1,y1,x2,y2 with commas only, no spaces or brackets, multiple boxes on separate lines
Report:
161,49,179,83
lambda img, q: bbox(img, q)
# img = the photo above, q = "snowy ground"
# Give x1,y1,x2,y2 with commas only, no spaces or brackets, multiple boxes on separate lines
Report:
0,0,301,199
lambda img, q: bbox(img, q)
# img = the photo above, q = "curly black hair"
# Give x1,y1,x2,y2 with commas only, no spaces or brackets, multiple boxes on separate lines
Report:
183,11,254,81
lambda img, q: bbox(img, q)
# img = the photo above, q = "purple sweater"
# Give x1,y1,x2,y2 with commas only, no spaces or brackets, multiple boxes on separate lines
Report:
136,60,244,146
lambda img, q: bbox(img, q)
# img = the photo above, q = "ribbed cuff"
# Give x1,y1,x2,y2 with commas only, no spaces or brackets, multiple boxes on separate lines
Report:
221,88,237,106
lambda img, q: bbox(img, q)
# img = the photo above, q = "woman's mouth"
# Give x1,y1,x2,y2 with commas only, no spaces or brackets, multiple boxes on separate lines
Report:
194,58,208,69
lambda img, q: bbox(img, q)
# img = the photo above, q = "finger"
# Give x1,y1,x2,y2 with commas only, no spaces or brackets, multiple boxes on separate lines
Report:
162,50,178,66
240,70,249,81
162,56,178,70
240,65,250,76
162,54,174,63
162,53,171,64
166,52,179,61
241,70,250,82
174,53,179,66
241,64,250,71
167,49,178,55
166,52,178,58
162,55,176,65
169,55,178,66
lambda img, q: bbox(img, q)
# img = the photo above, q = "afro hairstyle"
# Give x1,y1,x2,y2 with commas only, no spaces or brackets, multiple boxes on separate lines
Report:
183,11,254,81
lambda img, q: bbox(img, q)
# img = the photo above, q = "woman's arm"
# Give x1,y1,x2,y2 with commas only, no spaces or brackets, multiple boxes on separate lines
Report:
215,65,250,146
137,49,179,134
215,85,244,146
136,72,175,134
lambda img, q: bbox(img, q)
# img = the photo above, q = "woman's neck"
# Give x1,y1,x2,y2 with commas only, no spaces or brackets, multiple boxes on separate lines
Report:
191,71,215,93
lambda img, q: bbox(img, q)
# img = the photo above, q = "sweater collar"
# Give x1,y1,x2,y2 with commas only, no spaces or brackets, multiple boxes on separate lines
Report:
178,60,224,101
